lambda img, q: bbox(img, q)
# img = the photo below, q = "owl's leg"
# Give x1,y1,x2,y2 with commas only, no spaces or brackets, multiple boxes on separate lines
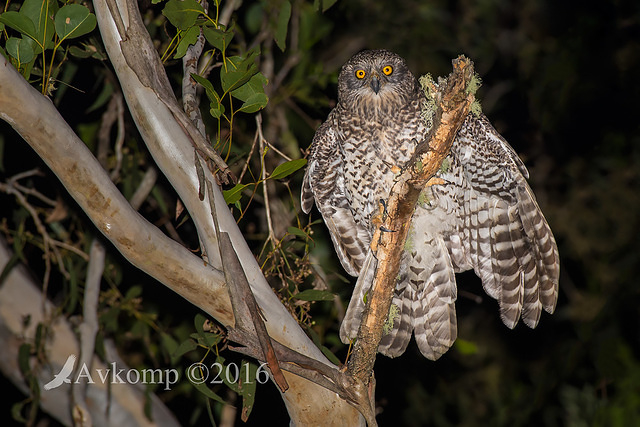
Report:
370,198,390,228
369,199,397,252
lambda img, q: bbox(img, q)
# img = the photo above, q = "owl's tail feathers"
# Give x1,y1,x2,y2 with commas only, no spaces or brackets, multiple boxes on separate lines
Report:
340,251,377,344
404,238,458,360
340,251,419,358
377,272,458,360
340,238,458,360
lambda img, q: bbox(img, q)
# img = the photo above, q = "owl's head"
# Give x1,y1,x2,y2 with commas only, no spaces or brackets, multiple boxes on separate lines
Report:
337,49,418,116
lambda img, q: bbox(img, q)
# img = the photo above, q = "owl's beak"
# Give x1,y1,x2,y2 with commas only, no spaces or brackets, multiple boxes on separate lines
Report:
370,75,381,94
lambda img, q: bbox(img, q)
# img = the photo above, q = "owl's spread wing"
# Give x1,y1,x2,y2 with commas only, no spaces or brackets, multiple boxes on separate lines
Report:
301,121,370,276
444,113,560,329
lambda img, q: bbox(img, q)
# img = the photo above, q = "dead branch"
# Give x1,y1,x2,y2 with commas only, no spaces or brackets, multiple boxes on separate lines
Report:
219,232,289,393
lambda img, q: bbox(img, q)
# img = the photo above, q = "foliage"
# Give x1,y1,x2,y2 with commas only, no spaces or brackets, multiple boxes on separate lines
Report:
1,0,639,425
0,0,98,95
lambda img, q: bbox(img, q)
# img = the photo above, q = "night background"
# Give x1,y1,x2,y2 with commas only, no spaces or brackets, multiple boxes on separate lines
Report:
0,0,638,425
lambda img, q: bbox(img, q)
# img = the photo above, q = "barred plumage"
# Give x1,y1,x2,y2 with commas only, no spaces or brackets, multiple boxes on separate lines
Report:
301,49,559,360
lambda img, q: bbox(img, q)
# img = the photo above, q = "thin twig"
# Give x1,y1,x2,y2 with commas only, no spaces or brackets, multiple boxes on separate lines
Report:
11,182,57,207
256,114,277,247
182,0,208,137
109,93,126,182
237,129,259,183
50,240,90,262
218,0,241,27
1,182,57,304
72,239,104,426
264,138,292,162
128,167,158,211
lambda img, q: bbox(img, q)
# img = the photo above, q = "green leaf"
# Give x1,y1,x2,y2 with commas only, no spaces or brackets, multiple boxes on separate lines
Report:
54,4,96,41
191,380,227,404
220,68,249,94
239,361,257,421
193,332,221,348
68,44,93,58
86,80,114,113
21,0,57,49
194,313,207,335
191,73,225,119
0,12,38,40
190,73,215,93
287,226,309,239
202,26,234,52
292,289,334,301
237,93,268,113
314,0,338,12
65,258,78,314
6,37,35,64
210,103,225,119
231,72,267,102
223,183,250,205
101,307,120,332
220,56,257,94
159,333,178,362
11,401,28,423
125,285,143,300
162,0,204,30
269,158,307,180
275,0,291,51
172,338,198,360
321,345,342,366
0,247,20,285
174,25,200,59
18,343,32,376
244,3,263,34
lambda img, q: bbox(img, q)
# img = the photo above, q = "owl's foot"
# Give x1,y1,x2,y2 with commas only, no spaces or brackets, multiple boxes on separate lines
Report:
425,176,447,187
371,212,384,229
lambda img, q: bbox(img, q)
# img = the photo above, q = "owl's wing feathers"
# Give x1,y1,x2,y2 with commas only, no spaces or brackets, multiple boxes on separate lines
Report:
301,121,371,276
447,114,559,329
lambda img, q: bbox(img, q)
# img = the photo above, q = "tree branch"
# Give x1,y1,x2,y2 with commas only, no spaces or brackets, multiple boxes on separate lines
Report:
0,237,181,427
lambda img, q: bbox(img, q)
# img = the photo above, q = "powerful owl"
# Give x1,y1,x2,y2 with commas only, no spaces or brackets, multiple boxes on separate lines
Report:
301,49,559,360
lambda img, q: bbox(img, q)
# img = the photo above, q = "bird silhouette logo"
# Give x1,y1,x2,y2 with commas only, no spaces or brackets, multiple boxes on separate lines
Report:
43,355,76,391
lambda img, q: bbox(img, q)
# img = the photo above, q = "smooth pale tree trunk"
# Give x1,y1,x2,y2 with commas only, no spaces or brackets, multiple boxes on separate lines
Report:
0,0,362,424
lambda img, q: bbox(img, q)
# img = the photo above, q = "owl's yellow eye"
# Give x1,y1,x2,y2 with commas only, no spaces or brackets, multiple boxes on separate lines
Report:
355,69,366,79
382,65,393,75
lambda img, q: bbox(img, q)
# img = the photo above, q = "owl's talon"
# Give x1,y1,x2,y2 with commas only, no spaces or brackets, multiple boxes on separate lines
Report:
379,198,389,219
380,226,396,233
